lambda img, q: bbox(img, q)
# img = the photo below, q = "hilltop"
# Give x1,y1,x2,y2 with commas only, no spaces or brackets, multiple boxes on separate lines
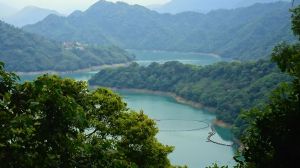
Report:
24,1,295,60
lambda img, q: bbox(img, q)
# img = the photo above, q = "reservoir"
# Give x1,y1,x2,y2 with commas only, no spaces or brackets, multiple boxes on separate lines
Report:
118,90,235,168
127,49,223,66
18,50,235,167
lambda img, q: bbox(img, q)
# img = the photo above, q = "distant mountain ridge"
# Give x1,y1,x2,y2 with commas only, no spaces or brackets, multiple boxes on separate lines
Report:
24,1,295,60
153,0,291,13
4,6,62,27
0,21,134,72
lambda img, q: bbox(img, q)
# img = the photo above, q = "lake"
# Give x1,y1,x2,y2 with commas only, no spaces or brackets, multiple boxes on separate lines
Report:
18,50,235,167
118,90,235,168
127,49,224,66
20,50,227,82
19,74,236,168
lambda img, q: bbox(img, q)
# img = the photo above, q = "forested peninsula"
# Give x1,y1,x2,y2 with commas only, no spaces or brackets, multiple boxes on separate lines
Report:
89,60,291,130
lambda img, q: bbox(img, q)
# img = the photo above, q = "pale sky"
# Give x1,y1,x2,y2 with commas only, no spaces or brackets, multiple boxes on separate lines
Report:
0,0,170,13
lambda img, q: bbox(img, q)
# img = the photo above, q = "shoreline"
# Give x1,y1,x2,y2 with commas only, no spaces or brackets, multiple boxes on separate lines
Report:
212,119,232,128
113,88,209,109
207,125,233,147
103,88,232,128
15,63,131,75
126,49,221,58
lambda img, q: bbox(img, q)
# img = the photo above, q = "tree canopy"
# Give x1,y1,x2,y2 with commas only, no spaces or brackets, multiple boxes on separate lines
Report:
0,62,175,167
236,5,300,168
89,60,290,128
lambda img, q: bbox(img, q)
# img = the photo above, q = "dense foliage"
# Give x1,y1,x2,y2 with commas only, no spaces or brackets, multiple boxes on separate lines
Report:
235,5,300,168
0,62,176,167
23,1,294,60
89,60,290,125
0,21,134,72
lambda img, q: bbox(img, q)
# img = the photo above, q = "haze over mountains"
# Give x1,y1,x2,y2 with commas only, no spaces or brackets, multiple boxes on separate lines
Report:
24,0,295,60
152,0,291,13
3,6,62,27
0,3,17,19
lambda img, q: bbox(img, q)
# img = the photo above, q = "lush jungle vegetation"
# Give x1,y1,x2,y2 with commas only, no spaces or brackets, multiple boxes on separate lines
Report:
1,0,300,167
24,1,294,60
89,60,291,125
0,62,181,168
89,4,300,167
0,21,134,72
208,4,300,168
234,5,300,168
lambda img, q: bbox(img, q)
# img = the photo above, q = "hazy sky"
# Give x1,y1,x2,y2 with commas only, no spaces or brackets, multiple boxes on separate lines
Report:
0,0,170,13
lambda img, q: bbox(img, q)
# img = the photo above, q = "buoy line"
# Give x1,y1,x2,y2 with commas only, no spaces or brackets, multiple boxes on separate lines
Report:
206,126,233,147
154,119,210,132
154,119,234,147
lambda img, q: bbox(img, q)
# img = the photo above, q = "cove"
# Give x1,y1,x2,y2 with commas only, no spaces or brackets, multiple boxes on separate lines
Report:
19,71,236,167
19,72,236,167
18,50,235,167
117,90,235,168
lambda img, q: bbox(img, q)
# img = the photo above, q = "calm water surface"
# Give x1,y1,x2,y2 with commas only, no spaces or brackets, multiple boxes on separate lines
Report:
19,50,235,167
118,90,235,168
127,49,224,66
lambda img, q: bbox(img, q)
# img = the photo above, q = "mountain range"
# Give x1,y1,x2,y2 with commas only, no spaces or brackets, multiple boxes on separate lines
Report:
3,6,62,27
152,0,291,13
23,1,295,60
0,20,134,72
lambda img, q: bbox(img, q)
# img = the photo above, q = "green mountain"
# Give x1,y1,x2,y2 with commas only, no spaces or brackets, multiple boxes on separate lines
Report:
0,21,134,72
89,61,290,124
24,1,294,60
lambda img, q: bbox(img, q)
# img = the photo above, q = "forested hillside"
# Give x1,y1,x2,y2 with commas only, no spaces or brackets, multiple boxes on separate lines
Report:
0,21,134,72
89,61,291,124
226,6,300,167
23,1,294,60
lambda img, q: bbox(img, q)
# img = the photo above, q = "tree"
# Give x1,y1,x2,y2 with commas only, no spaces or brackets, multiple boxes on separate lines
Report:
237,5,300,168
0,63,174,168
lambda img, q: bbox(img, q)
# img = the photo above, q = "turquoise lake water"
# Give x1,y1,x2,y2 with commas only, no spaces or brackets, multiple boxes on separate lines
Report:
118,90,235,168
18,50,235,167
127,49,224,66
